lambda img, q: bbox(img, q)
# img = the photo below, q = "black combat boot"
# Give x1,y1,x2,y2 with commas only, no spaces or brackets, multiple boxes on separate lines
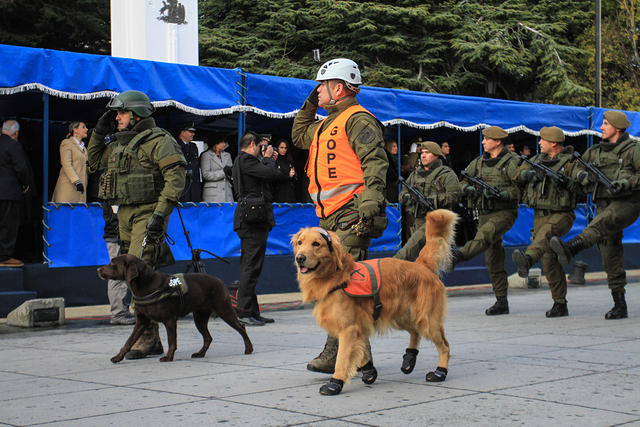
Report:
550,236,586,267
444,249,463,273
545,302,568,318
485,296,509,315
512,249,533,278
605,291,628,319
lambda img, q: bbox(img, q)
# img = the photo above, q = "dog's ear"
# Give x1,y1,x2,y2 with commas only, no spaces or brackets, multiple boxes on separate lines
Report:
328,230,345,270
125,261,139,284
291,228,305,250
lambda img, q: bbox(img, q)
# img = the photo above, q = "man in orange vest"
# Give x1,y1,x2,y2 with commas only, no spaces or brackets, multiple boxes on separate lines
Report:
292,58,388,392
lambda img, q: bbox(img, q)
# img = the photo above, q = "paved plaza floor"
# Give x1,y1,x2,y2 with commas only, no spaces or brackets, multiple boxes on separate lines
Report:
1,279,639,426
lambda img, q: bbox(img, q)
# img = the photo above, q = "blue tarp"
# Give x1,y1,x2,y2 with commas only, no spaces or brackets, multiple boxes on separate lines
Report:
245,73,592,135
3,44,638,136
45,204,402,268
45,203,640,268
0,44,241,115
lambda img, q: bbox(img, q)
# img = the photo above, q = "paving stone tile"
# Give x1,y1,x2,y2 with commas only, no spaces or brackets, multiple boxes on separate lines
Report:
0,387,201,425
343,393,638,427
502,371,640,415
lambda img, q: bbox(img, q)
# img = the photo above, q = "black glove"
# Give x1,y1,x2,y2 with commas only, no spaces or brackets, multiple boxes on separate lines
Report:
145,212,165,242
520,169,539,183
95,110,116,136
223,165,232,176
576,170,594,186
75,181,84,194
462,184,479,200
306,83,320,106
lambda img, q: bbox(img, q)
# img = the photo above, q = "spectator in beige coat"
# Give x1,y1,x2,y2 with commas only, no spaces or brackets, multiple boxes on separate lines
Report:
52,122,88,203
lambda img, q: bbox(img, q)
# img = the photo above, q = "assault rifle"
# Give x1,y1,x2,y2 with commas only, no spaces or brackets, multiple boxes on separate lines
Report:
460,170,503,199
571,151,619,197
176,206,229,273
519,155,570,186
519,155,570,195
398,176,435,216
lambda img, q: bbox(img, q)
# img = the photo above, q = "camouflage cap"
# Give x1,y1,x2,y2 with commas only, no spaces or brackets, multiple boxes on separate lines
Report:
420,141,443,156
539,126,565,143
603,110,631,129
482,126,508,140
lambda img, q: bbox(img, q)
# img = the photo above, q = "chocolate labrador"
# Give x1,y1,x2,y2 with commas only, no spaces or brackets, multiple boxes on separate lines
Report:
98,254,253,363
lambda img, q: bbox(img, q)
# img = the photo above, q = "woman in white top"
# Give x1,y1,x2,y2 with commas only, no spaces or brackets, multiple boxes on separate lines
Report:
200,140,234,202
52,122,88,203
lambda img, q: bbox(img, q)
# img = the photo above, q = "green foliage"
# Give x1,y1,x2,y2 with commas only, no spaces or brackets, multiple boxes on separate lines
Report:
0,0,110,54
200,0,596,105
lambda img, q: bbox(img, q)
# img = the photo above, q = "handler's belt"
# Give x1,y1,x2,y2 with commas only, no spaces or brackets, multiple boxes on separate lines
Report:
328,259,383,321
132,273,189,306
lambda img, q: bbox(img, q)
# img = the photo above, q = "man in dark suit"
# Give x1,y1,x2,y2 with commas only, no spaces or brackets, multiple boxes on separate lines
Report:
232,131,286,326
177,123,202,202
0,120,30,267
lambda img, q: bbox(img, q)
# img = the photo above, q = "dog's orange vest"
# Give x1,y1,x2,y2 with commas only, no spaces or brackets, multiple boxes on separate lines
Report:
343,259,382,297
307,105,375,218
328,259,383,320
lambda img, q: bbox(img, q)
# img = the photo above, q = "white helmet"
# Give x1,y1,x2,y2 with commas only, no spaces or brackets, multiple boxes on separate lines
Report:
316,58,362,85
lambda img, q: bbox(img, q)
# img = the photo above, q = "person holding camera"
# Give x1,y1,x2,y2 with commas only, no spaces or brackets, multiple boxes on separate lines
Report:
232,131,287,326
201,139,233,203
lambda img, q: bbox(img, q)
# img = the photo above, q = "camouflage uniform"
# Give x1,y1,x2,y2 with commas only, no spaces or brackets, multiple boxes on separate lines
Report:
395,159,461,261
292,96,387,260
459,146,520,299
567,133,640,294
514,145,579,305
88,117,186,266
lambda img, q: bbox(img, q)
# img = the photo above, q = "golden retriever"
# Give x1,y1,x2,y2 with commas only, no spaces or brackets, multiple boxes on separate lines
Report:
292,209,457,395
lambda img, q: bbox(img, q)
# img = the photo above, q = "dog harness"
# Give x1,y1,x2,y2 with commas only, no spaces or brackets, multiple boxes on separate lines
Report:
329,259,383,321
131,273,189,306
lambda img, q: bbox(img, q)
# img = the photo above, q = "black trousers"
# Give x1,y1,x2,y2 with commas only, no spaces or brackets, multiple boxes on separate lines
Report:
236,226,269,318
0,200,21,261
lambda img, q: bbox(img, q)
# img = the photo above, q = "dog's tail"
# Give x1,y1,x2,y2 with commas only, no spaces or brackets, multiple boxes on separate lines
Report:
415,209,458,272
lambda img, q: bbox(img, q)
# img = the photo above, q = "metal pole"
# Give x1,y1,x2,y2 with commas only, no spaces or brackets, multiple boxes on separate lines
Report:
42,93,49,206
595,0,602,107
396,124,402,199
42,93,50,264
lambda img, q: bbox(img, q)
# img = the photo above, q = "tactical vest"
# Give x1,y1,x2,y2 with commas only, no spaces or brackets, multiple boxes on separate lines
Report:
468,151,519,211
307,105,375,218
98,128,167,205
524,152,576,211
586,136,637,200
408,165,448,217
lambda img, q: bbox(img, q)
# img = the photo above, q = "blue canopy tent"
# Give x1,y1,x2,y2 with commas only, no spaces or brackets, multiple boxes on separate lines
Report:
1,44,638,269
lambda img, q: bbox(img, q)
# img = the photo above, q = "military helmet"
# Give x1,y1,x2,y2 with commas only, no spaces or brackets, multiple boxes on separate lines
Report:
316,58,362,85
107,90,155,118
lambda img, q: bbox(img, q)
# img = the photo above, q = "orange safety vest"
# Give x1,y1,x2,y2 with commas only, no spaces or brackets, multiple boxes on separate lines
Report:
307,104,375,218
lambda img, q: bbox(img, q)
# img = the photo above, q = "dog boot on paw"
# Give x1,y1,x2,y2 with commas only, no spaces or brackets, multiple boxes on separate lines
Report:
319,378,344,395
401,348,419,374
